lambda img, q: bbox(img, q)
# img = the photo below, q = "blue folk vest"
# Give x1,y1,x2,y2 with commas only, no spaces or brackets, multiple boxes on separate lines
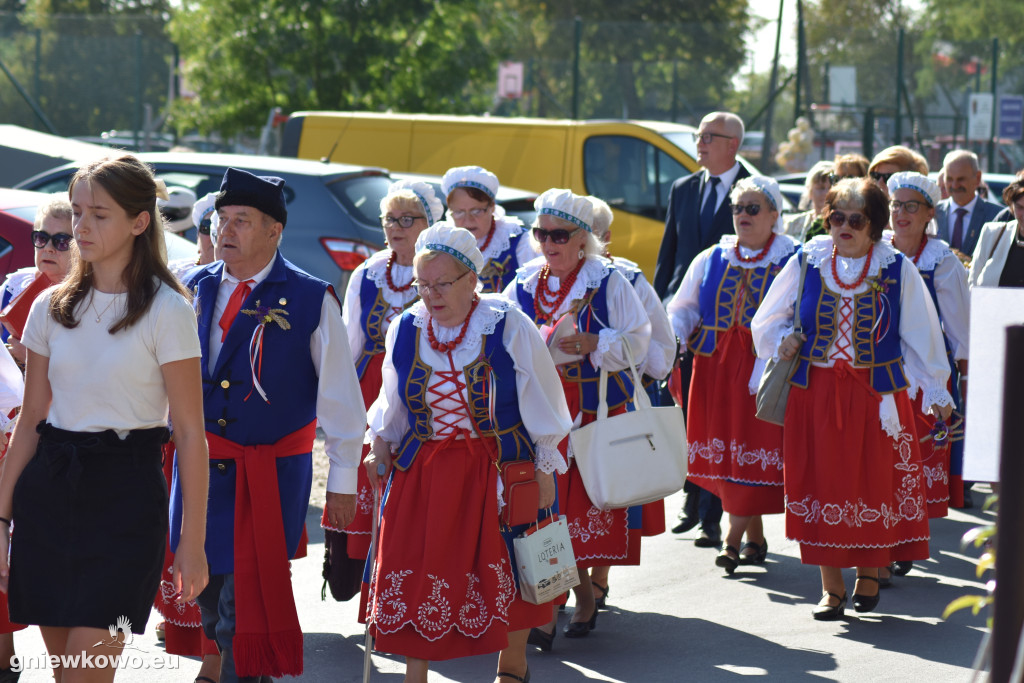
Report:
479,229,527,293
689,246,792,357
354,272,416,379
790,253,908,394
171,254,329,574
514,269,634,414
389,311,534,470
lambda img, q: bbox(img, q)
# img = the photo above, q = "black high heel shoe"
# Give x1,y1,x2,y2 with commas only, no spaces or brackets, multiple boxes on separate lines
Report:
715,545,740,575
592,581,609,610
853,575,881,613
527,627,555,652
811,591,847,621
563,607,598,638
738,539,768,565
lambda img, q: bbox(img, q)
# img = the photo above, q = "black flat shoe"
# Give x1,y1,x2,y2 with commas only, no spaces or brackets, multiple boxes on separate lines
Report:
853,576,881,613
527,627,555,652
672,516,699,534
694,532,722,548
738,539,768,565
891,560,913,576
715,545,740,575
812,591,847,621
592,581,609,610
563,608,598,638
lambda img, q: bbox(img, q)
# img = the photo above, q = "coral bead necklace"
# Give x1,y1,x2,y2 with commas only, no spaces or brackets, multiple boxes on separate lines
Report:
535,258,586,324
735,233,776,263
830,243,874,290
385,251,413,293
427,296,480,353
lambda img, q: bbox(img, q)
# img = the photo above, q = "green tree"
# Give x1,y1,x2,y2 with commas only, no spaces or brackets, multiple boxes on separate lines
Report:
168,0,512,138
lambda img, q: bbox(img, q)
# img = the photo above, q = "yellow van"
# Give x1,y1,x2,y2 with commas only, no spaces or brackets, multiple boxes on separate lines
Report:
282,112,726,277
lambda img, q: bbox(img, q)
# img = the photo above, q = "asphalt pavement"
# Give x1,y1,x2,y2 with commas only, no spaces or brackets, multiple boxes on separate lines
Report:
10,488,991,682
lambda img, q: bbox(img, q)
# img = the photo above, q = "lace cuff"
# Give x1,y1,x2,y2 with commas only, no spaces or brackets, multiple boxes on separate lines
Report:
534,443,567,475
879,394,903,440
922,385,955,412
591,327,621,369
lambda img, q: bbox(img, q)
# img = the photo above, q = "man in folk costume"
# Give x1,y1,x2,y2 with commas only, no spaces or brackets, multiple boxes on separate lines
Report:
169,168,365,682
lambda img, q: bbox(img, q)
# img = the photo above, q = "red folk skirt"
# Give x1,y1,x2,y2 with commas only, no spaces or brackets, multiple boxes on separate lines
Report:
686,328,784,516
559,376,643,568
154,443,217,657
366,437,546,661
784,364,930,568
911,392,951,519
319,352,384,558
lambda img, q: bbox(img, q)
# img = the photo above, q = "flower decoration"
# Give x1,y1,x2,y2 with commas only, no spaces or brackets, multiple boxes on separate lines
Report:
242,301,291,330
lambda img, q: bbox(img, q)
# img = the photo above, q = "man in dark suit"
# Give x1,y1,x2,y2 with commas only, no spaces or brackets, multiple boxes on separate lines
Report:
654,111,749,548
934,150,1003,258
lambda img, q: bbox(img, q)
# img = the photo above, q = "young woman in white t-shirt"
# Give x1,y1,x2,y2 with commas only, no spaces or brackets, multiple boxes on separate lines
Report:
0,154,209,682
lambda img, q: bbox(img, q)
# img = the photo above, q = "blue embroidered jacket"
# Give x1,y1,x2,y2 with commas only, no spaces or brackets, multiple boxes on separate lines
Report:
513,268,634,414
170,253,331,574
389,311,534,470
689,246,792,357
790,252,908,395
479,230,527,293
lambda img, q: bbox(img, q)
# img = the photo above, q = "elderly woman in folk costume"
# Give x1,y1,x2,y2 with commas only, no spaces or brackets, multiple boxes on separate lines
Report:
885,172,970,519
363,224,572,683
752,178,953,621
442,166,537,293
667,176,799,575
319,180,443,562
584,196,673,607
504,189,650,645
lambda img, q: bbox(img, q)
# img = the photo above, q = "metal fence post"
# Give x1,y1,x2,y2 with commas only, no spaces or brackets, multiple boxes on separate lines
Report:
572,17,581,120
991,325,1024,683
863,107,874,160
895,29,904,144
988,38,998,174
134,31,143,149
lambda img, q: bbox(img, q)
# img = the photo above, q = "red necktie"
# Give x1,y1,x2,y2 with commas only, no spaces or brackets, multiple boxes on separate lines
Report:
219,279,254,342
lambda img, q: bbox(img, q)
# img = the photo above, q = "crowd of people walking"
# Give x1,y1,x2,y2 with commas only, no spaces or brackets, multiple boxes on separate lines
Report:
0,109,1012,682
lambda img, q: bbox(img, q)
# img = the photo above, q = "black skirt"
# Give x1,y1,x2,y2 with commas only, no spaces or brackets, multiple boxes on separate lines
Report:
9,422,169,634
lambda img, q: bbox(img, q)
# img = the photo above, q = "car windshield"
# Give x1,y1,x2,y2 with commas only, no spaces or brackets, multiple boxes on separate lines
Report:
324,174,392,226
659,132,699,160
4,206,39,222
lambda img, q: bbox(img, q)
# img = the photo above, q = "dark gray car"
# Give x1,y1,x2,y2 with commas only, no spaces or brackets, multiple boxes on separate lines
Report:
16,152,394,293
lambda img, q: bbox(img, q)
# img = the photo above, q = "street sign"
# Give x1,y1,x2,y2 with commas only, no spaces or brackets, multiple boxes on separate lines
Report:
968,93,994,140
828,66,857,107
998,95,1024,140
497,62,524,99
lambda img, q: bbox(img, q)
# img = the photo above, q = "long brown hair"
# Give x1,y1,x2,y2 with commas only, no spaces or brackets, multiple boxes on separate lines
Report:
51,154,190,333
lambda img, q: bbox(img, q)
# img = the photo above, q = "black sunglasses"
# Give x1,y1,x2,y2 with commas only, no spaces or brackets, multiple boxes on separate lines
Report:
730,203,762,216
827,211,868,231
31,230,74,251
532,227,581,244
870,171,895,184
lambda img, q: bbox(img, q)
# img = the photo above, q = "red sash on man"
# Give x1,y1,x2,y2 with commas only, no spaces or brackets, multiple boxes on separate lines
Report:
205,420,316,678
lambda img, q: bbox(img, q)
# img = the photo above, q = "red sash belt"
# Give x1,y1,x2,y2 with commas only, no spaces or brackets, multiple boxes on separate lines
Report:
206,420,316,678
831,360,881,430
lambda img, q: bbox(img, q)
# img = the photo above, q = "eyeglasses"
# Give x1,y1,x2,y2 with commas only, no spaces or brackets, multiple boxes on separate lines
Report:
828,173,860,185
692,132,734,145
31,230,74,251
197,216,212,235
413,270,470,296
532,227,582,244
889,199,925,214
730,203,763,216
449,208,490,220
870,171,895,184
381,215,424,229
827,211,868,231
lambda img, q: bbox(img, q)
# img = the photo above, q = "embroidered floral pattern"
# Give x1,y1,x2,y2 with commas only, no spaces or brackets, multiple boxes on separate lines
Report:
567,506,615,544
374,569,413,628
417,574,453,634
457,574,489,632
731,440,783,471
689,438,726,465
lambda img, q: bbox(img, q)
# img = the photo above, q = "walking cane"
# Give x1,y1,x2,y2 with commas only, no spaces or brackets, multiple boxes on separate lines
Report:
362,463,386,683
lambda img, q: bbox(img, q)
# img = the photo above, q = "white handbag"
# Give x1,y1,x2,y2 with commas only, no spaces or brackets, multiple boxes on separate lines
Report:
569,339,687,509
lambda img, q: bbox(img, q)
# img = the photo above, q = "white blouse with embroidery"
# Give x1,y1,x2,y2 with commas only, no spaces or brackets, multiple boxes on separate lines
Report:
883,231,970,362
751,236,953,436
367,294,572,475
504,255,652,374
479,216,537,269
603,256,675,381
667,234,799,393
343,249,419,366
